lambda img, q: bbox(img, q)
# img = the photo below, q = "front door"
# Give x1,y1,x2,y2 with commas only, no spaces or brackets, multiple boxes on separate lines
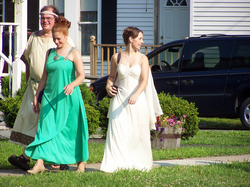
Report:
158,0,189,45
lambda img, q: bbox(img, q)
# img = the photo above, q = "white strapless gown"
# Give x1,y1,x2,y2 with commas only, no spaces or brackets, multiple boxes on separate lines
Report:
100,63,154,172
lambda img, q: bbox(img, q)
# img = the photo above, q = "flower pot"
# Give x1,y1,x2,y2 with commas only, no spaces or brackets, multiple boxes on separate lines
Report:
151,127,182,149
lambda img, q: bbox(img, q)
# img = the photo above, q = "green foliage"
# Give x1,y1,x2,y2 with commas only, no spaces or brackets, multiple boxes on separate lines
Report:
0,96,22,127
1,72,27,98
84,104,100,135
157,92,200,139
0,72,27,127
95,97,111,136
15,72,27,97
79,83,96,107
79,83,100,135
1,75,11,97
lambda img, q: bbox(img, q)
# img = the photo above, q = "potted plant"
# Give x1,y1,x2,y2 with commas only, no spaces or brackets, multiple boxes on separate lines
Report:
151,114,186,149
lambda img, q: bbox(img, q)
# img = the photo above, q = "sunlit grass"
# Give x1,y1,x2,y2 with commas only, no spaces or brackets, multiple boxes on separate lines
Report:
0,162,249,187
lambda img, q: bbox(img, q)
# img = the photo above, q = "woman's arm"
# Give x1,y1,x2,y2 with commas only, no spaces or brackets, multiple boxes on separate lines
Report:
106,53,119,97
64,49,85,95
128,55,149,105
33,49,49,114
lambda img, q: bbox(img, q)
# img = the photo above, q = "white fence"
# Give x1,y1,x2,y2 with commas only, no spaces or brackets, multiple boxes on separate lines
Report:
0,22,22,99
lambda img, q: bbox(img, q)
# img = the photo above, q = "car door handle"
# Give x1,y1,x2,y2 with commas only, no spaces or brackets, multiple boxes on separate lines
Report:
182,80,194,85
166,80,178,85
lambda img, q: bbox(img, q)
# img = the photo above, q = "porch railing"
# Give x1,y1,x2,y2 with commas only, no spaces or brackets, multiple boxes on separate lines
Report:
0,23,22,99
89,35,161,79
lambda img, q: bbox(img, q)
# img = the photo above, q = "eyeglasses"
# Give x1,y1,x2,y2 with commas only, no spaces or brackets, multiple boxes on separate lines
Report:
40,17,54,21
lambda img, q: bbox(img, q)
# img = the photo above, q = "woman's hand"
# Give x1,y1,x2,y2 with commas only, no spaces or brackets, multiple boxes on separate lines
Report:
128,94,138,105
64,84,74,95
106,85,118,97
32,95,40,114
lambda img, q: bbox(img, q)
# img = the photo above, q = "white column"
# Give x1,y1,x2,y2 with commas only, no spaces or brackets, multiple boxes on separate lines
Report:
64,0,80,50
189,0,193,37
13,1,28,96
14,1,27,58
39,0,48,30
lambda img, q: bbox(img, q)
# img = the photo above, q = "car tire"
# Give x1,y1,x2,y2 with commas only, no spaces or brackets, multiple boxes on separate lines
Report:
239,97,250,129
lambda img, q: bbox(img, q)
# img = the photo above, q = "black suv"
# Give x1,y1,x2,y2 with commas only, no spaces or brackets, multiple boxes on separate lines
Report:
90,35,250,129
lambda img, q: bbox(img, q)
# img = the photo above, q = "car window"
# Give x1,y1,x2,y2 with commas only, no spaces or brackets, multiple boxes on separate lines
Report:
181,40,234,71
149,45,183,72
231,40,250,69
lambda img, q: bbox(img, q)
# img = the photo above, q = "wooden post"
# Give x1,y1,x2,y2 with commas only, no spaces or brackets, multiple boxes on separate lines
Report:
90,35,96,77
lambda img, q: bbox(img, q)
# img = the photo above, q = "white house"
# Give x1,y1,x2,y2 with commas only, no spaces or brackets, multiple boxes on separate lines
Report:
1,0,250,96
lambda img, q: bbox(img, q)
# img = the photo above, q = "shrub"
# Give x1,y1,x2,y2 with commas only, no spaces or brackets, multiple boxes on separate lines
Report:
15,72,27,97
157,92,199,139
1,72,27,98
0,72,27,127
0,96,22,127
95,97,110,136
84,103,100,135
79,83,96,107
1,75,11,97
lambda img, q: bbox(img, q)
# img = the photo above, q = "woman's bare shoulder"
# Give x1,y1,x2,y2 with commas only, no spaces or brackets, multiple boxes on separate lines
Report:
111,52,121,61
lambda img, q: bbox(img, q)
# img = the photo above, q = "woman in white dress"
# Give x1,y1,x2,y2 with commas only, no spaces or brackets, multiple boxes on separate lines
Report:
100,26,162,172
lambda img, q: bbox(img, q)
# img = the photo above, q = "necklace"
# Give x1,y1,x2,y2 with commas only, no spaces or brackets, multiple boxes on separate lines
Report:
54,44,68,61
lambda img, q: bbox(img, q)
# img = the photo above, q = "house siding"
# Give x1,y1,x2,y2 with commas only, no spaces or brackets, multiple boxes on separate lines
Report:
117,0,154,45
191,0,250,36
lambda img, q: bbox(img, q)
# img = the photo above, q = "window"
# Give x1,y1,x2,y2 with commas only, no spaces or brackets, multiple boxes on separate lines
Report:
149,45,183,72
166,0,187,6
231,40,250,69
79,0,97,55
181,40,234,71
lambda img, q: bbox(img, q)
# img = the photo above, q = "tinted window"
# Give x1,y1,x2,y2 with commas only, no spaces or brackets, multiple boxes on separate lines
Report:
231,40,250,69
181,40,234,71
149,45,183,72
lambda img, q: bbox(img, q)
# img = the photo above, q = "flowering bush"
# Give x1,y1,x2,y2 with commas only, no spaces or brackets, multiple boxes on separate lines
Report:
157,92,200,140
151,114,187,141
156,114,187,131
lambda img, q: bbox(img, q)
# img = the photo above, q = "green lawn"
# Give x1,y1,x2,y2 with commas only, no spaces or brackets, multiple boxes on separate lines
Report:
0,162,249,187
0,117,249,186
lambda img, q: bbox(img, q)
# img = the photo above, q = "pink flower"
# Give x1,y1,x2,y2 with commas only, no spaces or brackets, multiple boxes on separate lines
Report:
183,114,187,118
177,121,181,125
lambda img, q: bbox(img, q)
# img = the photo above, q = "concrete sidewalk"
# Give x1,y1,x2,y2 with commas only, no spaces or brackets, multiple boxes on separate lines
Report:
1,154,249,177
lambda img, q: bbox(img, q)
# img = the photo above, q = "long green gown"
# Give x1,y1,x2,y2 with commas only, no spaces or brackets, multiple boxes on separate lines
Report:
25,48,89,164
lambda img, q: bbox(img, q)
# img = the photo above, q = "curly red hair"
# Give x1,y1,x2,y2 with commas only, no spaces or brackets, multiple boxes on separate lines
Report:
52,16,71,35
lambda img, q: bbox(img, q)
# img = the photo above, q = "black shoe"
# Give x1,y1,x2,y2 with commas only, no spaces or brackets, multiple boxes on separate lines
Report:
8,154,30,171
60,164,69,170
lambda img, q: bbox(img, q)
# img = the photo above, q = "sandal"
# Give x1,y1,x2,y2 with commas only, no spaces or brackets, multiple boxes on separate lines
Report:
51,164,60,170
60,164,69,170
8,154,30,171
51,164,69,170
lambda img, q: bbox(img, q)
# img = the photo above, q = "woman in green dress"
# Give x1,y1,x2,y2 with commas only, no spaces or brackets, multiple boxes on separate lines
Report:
25,16,88,174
